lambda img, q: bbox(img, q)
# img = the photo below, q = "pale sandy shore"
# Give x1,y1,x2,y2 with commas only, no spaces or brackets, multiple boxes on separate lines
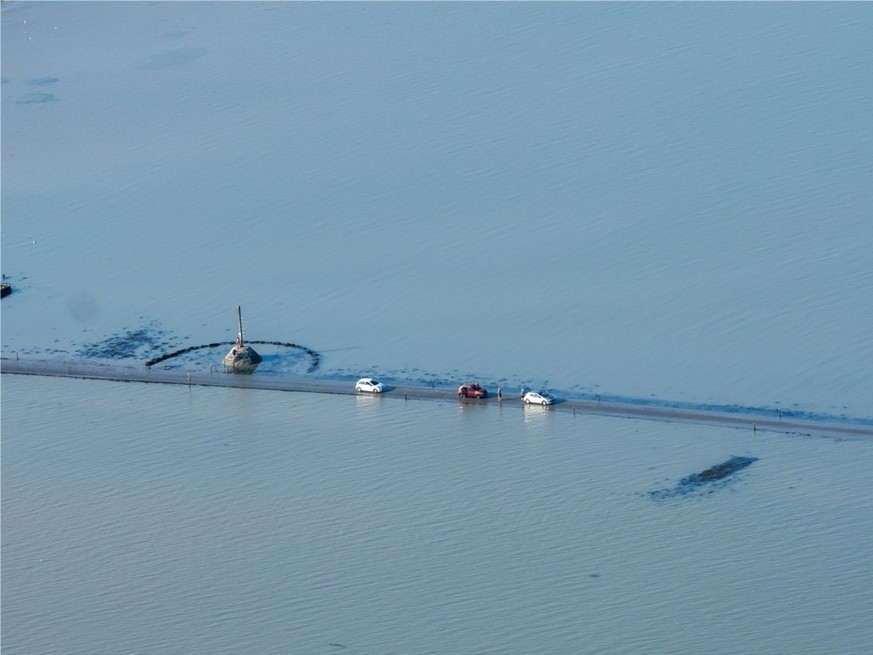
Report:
3,358,871,439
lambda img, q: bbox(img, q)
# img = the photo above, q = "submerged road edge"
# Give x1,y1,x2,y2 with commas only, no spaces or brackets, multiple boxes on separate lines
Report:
2,358,871,439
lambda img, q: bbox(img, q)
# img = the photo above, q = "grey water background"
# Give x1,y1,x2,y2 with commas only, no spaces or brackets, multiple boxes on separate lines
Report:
2,2,872,653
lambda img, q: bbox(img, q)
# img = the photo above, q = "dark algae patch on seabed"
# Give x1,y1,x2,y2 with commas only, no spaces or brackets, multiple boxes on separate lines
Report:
648,456,759,501
76,322,174,359
69,318,322,374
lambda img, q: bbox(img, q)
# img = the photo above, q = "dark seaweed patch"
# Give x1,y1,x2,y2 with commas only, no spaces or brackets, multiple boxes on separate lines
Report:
145,340,320,373
649,456,758,501
692,458,758,483
77,323,173,359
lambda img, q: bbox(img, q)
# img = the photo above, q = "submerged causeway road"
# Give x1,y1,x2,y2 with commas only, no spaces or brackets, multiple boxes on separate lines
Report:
3,358,871,440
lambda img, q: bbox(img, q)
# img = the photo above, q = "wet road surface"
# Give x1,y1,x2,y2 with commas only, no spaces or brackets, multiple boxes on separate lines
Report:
3,358,870,440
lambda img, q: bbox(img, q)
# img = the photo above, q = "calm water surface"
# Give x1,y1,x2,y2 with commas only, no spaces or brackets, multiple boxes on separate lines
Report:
3,2,873,653
3,375,873,654
2,1,871,416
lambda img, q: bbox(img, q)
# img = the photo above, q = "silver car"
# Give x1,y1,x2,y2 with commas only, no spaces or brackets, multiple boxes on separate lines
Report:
523,391,555,405
355,377,384,393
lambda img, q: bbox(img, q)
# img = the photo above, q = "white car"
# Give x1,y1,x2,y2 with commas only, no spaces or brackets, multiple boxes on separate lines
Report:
355,377,384,393
523,391,555,405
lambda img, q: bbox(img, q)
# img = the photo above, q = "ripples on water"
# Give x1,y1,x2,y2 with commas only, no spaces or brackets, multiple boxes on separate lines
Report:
3,2,873,653
3,376,873,654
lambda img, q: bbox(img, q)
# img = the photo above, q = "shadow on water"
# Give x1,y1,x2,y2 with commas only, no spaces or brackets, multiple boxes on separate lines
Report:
648,456,759,501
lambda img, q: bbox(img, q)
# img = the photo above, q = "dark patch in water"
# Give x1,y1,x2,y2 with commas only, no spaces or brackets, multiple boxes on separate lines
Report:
26,76,59,86
15,92,60,104
648,456,758,501
693,458,758,483
145,340,320,373
77,323,172,359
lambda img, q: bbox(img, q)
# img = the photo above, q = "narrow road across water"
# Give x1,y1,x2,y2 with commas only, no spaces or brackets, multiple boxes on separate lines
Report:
3,358,870,440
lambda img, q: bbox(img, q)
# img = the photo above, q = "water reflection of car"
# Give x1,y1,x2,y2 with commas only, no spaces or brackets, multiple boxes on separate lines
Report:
457,383,487,399
523,391,555,405
355,377,384,393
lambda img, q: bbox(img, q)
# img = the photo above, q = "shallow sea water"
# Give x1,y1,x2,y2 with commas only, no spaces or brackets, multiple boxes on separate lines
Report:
2,1,871,417
3,2,873,653
3,375,872,654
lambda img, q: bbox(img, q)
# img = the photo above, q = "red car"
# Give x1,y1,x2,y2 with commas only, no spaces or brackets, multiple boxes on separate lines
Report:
457,383,488,399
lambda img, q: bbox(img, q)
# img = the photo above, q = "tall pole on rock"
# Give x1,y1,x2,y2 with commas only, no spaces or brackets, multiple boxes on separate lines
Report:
224,305,262,372
237,305,244,347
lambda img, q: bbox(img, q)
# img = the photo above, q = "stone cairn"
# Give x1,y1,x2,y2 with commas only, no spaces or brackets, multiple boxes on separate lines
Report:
223,305,263,373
